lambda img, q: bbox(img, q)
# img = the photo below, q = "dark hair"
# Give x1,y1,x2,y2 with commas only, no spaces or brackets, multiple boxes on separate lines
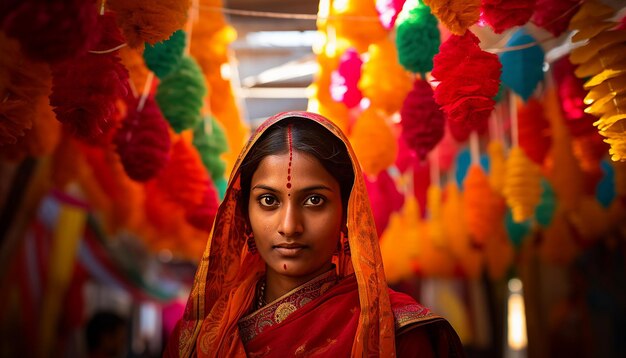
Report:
86,311,127,352
239,117,355,216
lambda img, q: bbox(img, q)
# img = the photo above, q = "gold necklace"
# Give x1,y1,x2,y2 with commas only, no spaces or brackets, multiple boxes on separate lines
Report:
257,280,266,310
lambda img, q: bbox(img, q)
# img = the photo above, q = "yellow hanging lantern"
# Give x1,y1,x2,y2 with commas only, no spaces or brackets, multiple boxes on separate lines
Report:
487,140,507,194
503,147,542,222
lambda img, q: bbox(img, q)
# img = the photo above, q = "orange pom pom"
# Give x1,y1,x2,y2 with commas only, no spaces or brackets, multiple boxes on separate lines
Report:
463,165,505,246
0,34,50,145
422,0,481,35
108,0,190,48
349,108,398,176
328,0,388,52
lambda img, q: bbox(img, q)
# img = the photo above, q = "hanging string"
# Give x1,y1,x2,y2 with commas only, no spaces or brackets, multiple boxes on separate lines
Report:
137,72,155,111
89,43,127,54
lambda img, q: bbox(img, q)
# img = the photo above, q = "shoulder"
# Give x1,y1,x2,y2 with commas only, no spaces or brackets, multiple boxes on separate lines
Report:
388,288,443,336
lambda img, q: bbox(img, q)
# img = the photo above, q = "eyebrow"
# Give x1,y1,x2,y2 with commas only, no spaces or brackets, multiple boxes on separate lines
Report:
251,184,334,192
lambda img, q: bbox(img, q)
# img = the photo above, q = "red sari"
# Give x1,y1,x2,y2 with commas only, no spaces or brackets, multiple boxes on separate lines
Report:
164,111,464,357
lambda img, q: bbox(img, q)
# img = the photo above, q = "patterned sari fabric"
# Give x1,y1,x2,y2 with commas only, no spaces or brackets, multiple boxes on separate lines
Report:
164,111,462,357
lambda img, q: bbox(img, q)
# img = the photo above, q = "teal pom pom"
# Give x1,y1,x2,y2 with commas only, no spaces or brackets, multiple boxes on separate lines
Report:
505,209,531,249
535,179,556,227
144,30,186,78
596,160,615,208
192,115,229,181
215,177,228,200
395,1,440,74
155,56,207,133
499,29,545,101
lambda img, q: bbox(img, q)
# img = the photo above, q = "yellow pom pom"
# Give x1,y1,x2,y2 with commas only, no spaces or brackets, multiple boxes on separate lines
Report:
380,197,421,283
359,39,414,115
487,140,506,194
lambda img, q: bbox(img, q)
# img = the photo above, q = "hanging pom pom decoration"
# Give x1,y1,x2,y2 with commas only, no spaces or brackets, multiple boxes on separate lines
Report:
551,57,597,137
503,147,543,222
531,0,581,37
395,0,441,74
185,182,220,233
422,0,480,35
504,209,531,249
535,179,556,227
568,0,626,161
192,115,229,182
156,138,209,208
572,132,609,174
328,0,388,52
49,13,129,143
349,108,398,176
499,29,545,101
431,31,501,136
155,56,207,133
376,0,407,30
107,0,191,48
463,165,504,247
144,30,186,78
400,79,445,160
114,97,171,182
330,48,363,108
359,39,414,115
517,99,551,164
487,140,506,195
364,170,405,238
2,0,99,63
0,34,51,145
437,126,459,172
596,160,616,208
480,0,536,34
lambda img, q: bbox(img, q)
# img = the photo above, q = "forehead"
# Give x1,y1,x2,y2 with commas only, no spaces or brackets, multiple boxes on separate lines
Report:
251,151,339,189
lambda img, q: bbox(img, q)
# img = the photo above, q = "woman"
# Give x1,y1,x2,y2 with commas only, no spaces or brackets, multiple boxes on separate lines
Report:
165,111,464,357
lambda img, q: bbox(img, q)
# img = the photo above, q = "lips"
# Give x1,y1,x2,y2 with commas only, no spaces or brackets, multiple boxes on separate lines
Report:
273,243,307,257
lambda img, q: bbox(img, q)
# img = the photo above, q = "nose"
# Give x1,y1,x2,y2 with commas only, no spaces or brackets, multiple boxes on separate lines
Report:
278,201,303,237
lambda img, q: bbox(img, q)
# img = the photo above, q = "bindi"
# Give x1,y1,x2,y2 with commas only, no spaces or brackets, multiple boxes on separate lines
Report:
286,124,293,193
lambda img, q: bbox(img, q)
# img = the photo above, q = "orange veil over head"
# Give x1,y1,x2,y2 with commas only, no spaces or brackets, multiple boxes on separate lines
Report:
166,111,395,357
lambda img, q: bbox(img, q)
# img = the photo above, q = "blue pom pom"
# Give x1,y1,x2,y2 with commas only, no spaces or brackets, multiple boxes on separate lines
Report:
499,29,545,101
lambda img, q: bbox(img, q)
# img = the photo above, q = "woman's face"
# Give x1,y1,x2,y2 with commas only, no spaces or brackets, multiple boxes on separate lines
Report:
248,150,343,282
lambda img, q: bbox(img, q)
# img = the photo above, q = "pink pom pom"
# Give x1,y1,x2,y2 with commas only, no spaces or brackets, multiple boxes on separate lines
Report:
185,183,220,233
376,0,407,29
481,0,536,34
432,31,500,139
50,13,129,142
115,97,171,181
552,56,596,137
330,48,363,108
400,79,445,160
2,0,99,63
437,126,459,171
365,170,404,237
531,0,580,36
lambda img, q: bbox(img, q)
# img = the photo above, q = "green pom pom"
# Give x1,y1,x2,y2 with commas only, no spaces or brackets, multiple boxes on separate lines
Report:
155,56,207,133
215,177,228,200
193,115,229,180
144,30,186,78
395,1,440,74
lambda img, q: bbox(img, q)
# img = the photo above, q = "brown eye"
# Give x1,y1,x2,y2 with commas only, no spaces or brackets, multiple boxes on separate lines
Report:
304,195,324,206
259,195,278,207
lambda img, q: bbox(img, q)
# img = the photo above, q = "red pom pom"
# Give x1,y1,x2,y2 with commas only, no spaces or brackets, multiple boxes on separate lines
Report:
156,138,209,208
2,0,99,63
518,99,551,164
400,79,445,160
481,0,536,34
552,56,596,137
432,31,501,136
185,183,220,233
531,0,580,36
115,97,171,181
364,170,404,237
50,14,129,143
